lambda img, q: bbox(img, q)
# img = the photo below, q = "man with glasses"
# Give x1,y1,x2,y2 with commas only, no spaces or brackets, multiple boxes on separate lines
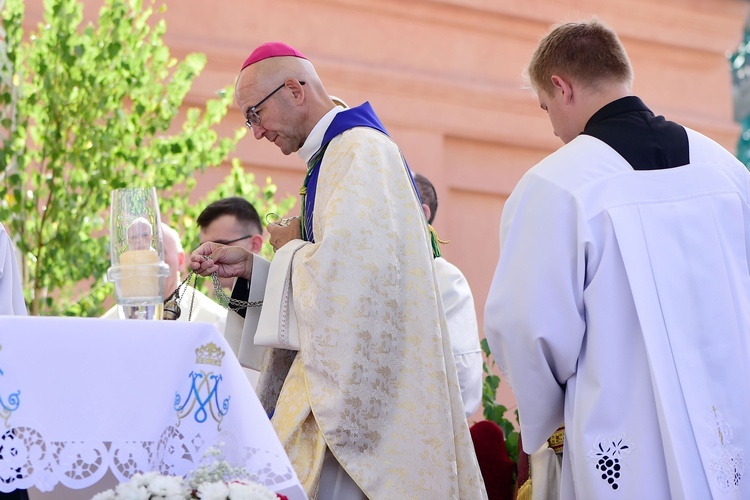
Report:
197,196,264,290
190,42,485,499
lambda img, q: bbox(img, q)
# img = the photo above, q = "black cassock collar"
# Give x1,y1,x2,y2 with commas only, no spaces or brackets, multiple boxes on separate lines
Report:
581,96,689,170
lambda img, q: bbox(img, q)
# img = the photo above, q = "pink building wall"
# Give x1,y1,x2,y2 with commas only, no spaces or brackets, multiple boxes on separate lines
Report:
24,0,750,419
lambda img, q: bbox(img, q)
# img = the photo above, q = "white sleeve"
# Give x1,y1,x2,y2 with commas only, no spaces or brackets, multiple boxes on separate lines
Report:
434,257,483,417
484,173,586,453
223,253,271,370
0,224,27,316
453,351,483,417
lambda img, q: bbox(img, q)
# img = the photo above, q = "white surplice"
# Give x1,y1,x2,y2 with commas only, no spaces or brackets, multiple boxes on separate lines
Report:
0,223,26,316
434,256,483,417
485,130,750,498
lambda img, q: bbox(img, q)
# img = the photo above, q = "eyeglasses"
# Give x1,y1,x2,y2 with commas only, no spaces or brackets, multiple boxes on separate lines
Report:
205,234,256,246
244,81,305,130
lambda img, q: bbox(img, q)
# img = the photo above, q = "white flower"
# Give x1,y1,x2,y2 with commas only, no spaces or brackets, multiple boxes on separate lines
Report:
148,474,188,499
113,482,150,500
227,482,278,500
196,480,230,499
90,446,279,499
130,472,158,488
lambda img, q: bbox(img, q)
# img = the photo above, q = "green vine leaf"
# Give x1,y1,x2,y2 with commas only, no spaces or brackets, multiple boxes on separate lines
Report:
479,337,520,468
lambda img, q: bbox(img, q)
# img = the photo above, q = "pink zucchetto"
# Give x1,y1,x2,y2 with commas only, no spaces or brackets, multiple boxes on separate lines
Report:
240,42,307,71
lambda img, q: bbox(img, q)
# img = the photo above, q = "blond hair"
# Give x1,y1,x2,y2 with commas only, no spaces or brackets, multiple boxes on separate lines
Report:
527,18,633,95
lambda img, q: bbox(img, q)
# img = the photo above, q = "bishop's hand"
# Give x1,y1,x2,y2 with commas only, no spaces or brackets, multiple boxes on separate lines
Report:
267,216,302,251
189,242,253,281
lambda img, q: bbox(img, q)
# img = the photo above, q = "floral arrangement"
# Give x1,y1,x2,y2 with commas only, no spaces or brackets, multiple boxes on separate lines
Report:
91,447,288,500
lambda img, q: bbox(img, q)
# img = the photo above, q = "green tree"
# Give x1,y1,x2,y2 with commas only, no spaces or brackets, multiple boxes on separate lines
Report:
0,0,290,316
173,160,296,261
158,160,296,299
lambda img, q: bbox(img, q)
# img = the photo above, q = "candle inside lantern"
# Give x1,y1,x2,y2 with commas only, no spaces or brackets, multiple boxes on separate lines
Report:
118,249,161,298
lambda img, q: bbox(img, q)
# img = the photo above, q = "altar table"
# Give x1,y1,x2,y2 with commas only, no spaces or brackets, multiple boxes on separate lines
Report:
0,316,305,499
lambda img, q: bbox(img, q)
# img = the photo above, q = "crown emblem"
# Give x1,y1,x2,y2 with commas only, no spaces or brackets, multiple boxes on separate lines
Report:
195,342,225,366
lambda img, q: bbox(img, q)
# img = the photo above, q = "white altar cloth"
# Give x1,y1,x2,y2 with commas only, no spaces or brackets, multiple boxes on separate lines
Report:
0,316,305,498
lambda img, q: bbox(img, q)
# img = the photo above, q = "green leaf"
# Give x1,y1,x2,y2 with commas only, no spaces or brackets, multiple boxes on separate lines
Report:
476,332,520,471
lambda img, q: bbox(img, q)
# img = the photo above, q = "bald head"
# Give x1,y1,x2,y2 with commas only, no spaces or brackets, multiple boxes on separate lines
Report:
161,223,186,299
235,48,336,155
237,55,316,90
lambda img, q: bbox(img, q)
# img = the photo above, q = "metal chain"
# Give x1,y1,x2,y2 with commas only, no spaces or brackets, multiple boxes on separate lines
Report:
164,270,262,321
209,272,264,310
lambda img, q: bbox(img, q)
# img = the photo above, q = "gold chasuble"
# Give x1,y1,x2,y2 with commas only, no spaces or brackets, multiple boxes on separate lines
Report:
256,126,486,499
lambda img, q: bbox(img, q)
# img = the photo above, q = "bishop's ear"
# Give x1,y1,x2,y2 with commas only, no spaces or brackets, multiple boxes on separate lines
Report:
287,79,305,100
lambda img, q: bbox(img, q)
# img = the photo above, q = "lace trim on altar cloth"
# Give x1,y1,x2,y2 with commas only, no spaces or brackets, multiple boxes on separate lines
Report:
0,425,295,493
708,406,744,492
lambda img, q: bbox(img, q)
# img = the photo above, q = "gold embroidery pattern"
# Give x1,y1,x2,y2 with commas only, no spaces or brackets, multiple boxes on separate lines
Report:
271,356,327,496
272,129,486,498
195,342,225,366
548,425,565,454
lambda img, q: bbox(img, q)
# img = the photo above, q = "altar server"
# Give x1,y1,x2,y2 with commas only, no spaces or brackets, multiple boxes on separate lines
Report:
413,172,483,418
484,18,750,499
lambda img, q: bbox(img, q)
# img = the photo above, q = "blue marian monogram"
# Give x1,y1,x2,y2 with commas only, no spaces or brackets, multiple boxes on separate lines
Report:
174,342,230,430
0,346,20,428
